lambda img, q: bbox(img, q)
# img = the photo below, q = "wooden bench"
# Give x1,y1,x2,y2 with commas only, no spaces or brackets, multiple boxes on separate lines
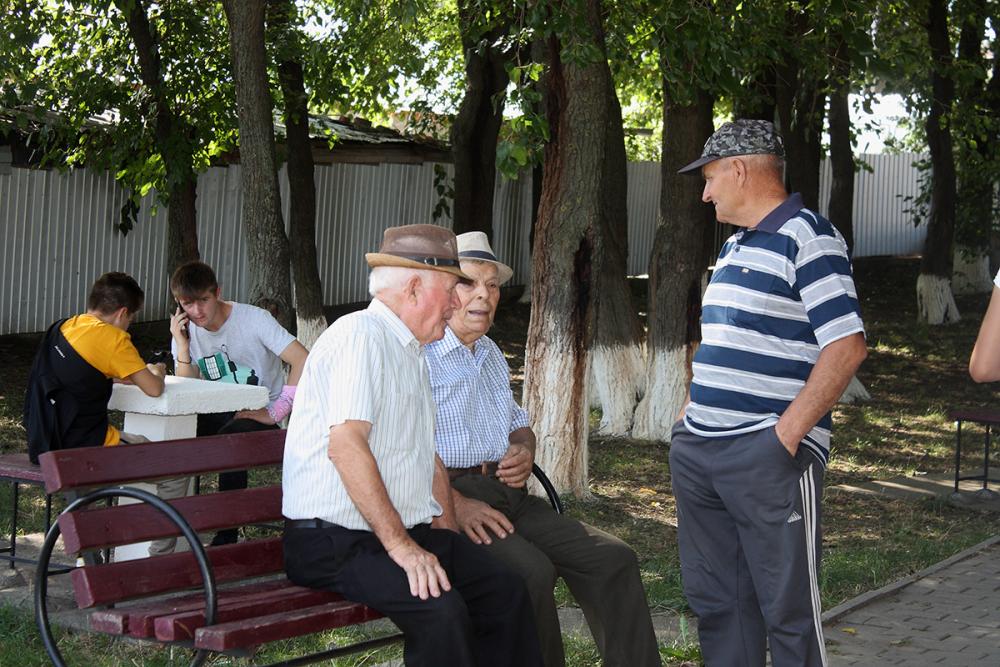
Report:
33,429,563,666
0,452,55,569
948,408,1000,499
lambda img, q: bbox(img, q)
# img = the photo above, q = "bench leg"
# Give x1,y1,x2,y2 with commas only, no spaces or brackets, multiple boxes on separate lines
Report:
954,420,963,494
984,425,991,492
9,482,18,569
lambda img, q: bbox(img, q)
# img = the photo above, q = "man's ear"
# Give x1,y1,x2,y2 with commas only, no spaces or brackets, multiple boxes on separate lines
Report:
406,274,422,302
731,157,748,185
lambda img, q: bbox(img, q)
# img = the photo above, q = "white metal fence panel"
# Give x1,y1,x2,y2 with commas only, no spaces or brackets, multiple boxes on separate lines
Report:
0,152,930,335
0,167,170,334
819,152,927,257
627,162,662,276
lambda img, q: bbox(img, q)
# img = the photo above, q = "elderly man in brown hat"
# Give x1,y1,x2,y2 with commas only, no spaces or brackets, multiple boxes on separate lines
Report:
282,224,543,667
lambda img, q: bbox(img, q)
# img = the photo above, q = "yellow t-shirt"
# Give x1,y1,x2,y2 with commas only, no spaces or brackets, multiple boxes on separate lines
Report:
60,314,147,446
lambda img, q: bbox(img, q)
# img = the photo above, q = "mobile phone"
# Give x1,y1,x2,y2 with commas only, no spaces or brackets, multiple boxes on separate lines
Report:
175,302,189,338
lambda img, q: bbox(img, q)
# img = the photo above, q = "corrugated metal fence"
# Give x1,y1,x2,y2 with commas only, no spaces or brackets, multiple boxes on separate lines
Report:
1,153,927,335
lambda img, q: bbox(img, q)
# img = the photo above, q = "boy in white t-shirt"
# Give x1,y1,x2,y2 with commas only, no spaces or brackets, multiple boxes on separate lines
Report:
170,260,309,544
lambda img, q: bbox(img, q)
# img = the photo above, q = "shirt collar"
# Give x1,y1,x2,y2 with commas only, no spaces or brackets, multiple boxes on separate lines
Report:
427,326,490,365
368,298,419,349
754,192,804,233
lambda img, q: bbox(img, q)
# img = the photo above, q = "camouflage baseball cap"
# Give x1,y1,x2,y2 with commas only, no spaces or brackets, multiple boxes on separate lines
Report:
677,119,785,174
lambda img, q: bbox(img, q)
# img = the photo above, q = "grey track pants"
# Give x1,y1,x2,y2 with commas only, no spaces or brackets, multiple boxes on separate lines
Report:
669,422,827,667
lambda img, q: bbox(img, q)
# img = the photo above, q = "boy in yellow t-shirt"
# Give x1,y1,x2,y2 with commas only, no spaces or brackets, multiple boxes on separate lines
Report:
24,272,166,462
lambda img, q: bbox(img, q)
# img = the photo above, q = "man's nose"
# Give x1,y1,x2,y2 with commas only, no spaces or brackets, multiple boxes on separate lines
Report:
701,185,711,203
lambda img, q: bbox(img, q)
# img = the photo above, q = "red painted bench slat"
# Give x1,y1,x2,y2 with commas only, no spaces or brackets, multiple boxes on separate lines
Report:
154,587,350,641
948,408,1000,425
89,578,294,637
0,453,45,483
194,599,385,651
39,430,285,494
59,486,282,553
71,538,283,608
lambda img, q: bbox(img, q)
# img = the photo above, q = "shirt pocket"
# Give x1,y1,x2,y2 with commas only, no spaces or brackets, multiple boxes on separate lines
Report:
725,272,781,327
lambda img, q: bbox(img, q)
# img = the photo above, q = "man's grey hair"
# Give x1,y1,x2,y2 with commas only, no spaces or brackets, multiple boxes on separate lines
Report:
368,265,435,297
743,153,785,181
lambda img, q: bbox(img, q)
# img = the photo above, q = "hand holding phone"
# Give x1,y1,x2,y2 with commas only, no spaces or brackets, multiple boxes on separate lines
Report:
170,305,190,340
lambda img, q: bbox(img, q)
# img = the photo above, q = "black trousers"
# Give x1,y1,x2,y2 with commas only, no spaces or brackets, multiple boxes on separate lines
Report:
283,522,544,667
198,412,279,544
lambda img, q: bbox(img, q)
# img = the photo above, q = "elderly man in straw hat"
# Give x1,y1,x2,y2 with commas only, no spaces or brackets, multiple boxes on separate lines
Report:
425,232,661,667
282,225,543,667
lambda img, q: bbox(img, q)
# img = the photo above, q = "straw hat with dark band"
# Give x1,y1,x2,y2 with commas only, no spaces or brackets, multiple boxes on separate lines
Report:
366,224,471,281
456,231,514,285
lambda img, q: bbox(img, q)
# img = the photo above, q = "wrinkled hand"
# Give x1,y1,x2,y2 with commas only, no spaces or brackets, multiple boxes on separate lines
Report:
146,362,166,377
454,494,514,545
169,307,190,341
386,539,451,600
497,444,533,488
234,407,277,425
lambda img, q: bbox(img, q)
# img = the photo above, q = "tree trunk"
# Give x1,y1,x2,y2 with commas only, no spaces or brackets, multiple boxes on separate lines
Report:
952,1,992,287
775,12,824,211
450,1,510,238
633,88,715,441
776,74,824,209
269,0,326,348
117,0,200,274
917,0,960,324
827,36,855,252
222,0,293,330
524,0,634,495
518,40,548,304
166,179,199,274
517,163,543,304
588,65,645,437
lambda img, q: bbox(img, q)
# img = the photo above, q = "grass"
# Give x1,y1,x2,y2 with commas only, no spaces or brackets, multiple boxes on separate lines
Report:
3,256,1000,665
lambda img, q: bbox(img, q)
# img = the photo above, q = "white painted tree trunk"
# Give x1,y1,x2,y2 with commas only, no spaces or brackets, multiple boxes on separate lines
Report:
838,375,871,404
295,314,327,351
952,245,993,295
588,342,646,435
632,346,688,441
524,335,590,498
916,273,961,324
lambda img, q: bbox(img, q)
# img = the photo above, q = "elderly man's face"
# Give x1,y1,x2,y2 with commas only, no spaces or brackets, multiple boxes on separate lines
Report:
412,271,461,345
701,157,738,224
449,261,500,346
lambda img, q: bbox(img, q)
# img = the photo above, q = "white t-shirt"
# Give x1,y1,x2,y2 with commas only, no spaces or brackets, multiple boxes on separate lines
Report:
171,302,295,401
281,298,442,530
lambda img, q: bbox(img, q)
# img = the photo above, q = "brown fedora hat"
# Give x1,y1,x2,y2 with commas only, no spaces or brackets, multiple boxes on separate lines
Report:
365,224,471,280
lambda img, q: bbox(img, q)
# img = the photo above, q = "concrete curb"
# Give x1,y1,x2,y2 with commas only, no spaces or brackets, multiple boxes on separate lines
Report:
821,533,1000,625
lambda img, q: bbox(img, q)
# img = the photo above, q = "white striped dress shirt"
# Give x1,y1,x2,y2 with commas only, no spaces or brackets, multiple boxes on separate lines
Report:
281,298,442,530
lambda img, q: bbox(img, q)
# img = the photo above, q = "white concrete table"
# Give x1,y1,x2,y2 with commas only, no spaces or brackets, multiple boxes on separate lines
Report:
109,376,269,560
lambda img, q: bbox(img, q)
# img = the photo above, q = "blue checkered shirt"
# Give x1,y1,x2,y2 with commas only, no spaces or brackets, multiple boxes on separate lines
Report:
425,327,530,468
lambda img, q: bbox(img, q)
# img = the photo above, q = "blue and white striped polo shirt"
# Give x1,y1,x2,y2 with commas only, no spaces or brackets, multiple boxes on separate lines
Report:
684,193,865,466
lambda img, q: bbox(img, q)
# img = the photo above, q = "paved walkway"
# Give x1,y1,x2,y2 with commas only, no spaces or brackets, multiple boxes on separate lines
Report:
822,535,1000,666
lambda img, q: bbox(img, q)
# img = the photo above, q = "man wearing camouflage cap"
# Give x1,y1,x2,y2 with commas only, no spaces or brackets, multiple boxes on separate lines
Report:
671,119,868,666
